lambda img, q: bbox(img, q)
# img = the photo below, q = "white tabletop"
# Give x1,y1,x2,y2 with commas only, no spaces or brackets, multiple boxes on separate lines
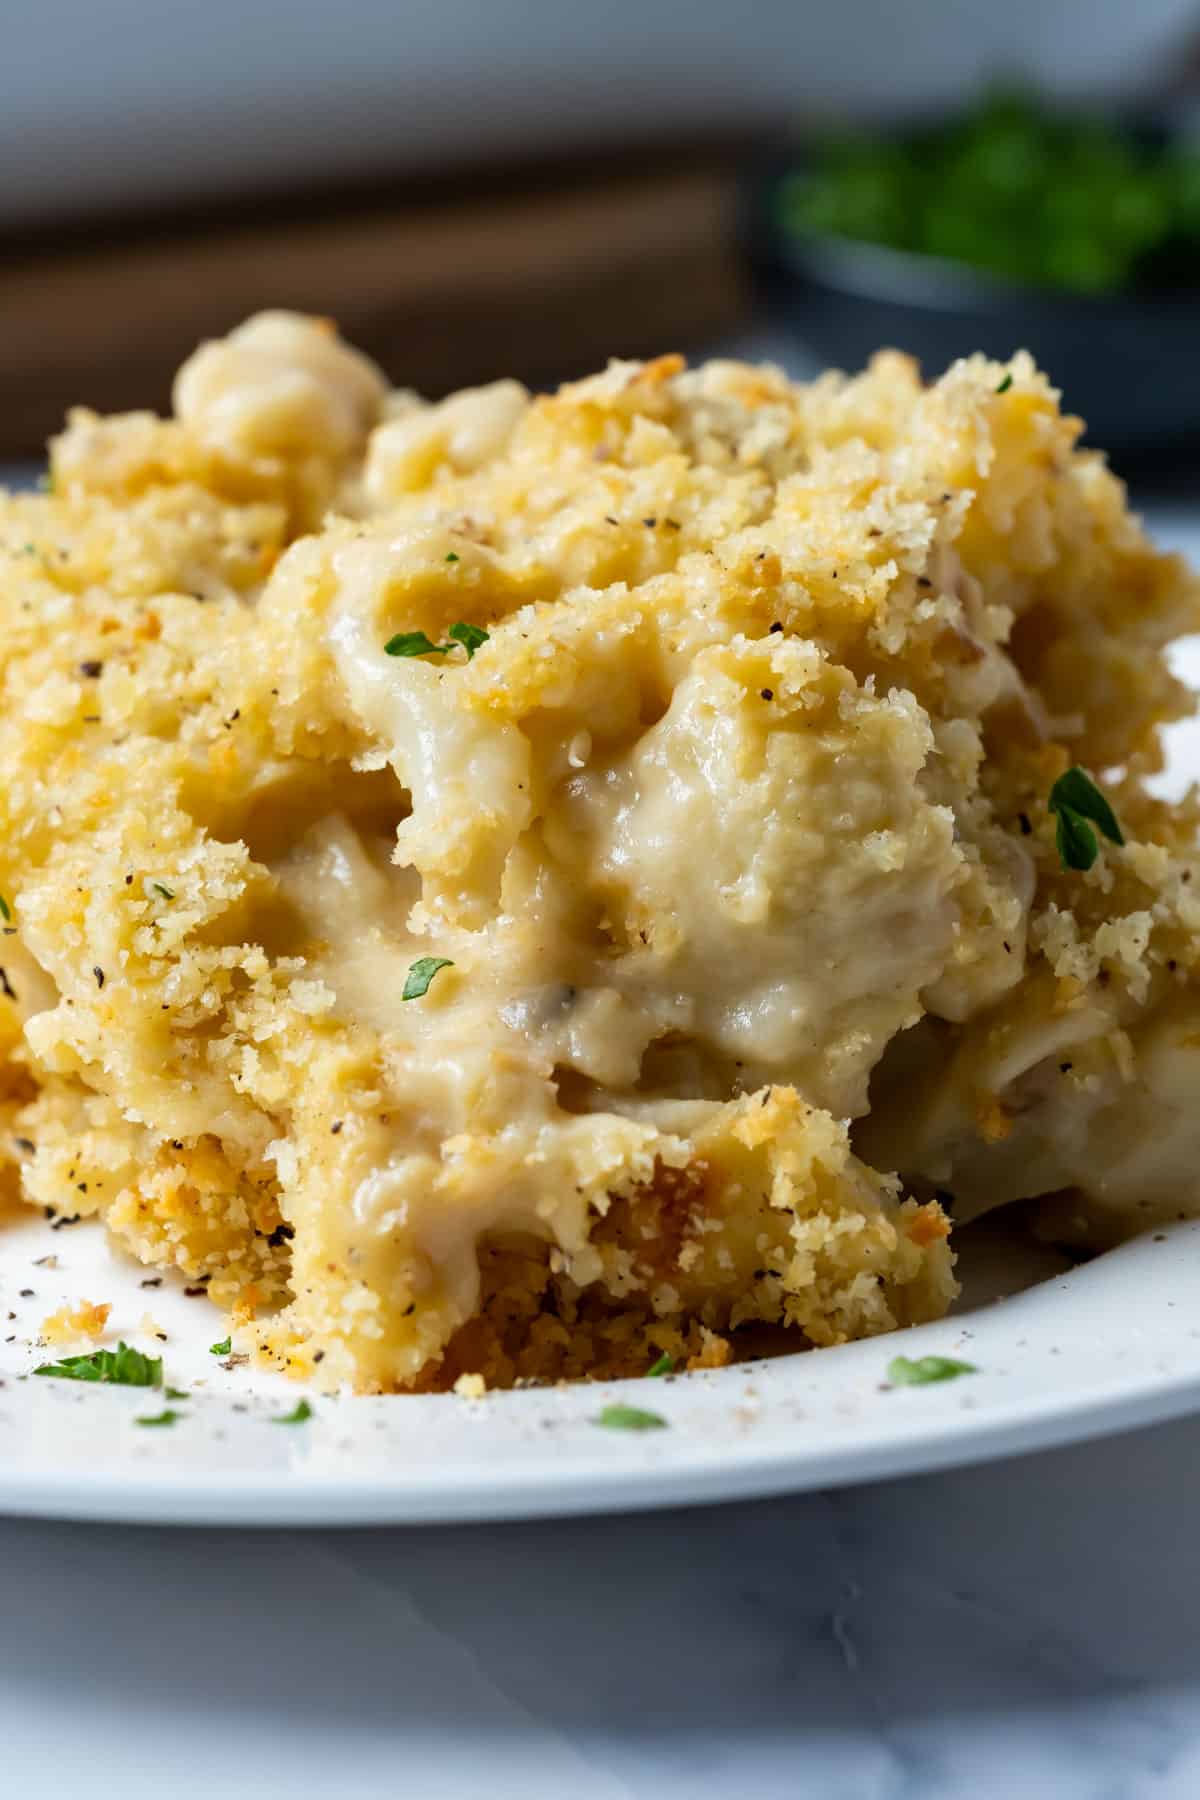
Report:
5,1410,1200,1799
5,425,1200,1800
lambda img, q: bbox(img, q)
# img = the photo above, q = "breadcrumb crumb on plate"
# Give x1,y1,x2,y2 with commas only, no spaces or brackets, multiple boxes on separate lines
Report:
39,1299,111,1346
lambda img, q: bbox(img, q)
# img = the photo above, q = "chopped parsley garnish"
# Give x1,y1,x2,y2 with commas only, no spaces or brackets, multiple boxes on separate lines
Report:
151,882,175,901
135,1408,181,1427
209,1336,231,1357
273,1399,313,1424
1048,766,1124,872
447,621,489,659
164,1385,188,1400
384,629,450,659
445,551,460,562
0,895,9,922
646,1353,674,1377
402,956,454,1001
34,1341,162,1387
594,1403,668,1431
775,89,1200,297
995,372,1013,394
384,622,490,661
887,1354,977,1386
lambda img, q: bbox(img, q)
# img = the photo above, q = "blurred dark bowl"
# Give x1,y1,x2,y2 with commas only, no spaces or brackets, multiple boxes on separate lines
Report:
748,162,1200,456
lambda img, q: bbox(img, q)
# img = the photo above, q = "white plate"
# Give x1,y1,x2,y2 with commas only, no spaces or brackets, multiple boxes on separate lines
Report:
3,515,1200,1530
2,1203,1200,1525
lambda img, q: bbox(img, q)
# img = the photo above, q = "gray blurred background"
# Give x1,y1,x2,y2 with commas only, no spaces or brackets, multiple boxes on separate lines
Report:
2,0,1199,455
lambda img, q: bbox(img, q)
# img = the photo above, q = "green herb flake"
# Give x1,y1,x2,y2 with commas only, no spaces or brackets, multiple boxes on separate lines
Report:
0,895,9,922
164,1385,189,1401
34,1340,162,1387
995,372,1014,394
1048,766,1124,872
445,550,460,562
209,1336,231,1357
887,1354,977,1386
385,622,489,661
135,1408,181,1427
1054,806,1099,872
594,1403,668,1431
646,1353,674,1378
448,621,489,659
402,956,454,1001
384,630,451,659
151,882,175,901
273,1399,313,1425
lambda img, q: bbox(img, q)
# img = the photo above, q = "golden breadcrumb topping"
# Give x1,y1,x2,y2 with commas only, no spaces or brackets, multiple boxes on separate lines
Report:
2,310,1198,1391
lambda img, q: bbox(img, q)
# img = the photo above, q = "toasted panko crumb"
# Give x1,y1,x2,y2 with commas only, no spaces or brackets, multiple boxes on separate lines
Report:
40,1299,111,1345
452,1372,487,1399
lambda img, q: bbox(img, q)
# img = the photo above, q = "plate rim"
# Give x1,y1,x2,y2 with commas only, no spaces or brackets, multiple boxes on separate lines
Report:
4,1317,1200,1528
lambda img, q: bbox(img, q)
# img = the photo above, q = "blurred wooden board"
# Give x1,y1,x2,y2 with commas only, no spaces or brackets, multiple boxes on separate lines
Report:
0,157,747,458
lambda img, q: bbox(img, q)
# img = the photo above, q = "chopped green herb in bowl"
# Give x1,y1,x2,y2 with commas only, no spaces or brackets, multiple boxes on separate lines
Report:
777,90,1200,296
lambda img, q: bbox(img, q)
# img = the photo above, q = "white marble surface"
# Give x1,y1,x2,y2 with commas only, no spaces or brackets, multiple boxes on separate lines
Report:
6,1411,1200,1799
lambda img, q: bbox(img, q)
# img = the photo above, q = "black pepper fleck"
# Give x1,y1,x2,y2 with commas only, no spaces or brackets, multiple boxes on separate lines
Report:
93,966,105,988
